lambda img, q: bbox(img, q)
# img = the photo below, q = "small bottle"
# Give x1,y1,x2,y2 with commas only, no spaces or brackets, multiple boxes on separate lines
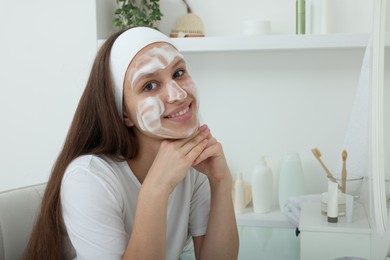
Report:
296,0,306,34
234,172,246,214
252,156,273,213
278,153,305,210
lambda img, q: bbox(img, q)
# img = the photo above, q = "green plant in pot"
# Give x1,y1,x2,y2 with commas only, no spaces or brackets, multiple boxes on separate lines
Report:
114,0,163,30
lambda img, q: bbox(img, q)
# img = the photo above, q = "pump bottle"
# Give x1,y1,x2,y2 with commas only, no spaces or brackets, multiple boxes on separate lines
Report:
251,156,273,213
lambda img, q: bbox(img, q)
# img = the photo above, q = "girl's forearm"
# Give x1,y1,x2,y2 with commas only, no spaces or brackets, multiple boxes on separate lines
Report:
200,175,239,260
122,184,170,260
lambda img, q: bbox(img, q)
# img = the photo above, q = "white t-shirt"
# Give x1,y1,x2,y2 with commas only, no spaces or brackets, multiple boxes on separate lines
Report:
61,155,210,260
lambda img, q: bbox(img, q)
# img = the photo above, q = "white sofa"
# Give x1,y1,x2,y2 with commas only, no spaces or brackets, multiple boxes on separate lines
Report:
0,183,46,260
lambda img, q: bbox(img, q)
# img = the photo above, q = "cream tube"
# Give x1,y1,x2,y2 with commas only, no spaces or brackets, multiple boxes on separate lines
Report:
327,180,338,223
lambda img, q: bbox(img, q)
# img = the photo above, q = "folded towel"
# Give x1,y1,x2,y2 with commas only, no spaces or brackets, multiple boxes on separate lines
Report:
282,194,321,227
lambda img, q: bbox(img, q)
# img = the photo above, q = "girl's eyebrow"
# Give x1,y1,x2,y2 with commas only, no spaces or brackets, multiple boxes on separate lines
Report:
130,63,160,87
172,58,186,68
132,71,158,89
131,57,186,88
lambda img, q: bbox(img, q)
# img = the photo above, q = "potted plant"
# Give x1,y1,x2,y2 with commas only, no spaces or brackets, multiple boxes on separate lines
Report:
113,0,163,30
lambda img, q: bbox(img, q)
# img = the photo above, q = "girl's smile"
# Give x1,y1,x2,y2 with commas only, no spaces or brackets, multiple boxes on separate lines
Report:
164,102,192,121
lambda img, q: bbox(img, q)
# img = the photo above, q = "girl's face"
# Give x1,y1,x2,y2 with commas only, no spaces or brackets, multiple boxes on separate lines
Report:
123,43,199,139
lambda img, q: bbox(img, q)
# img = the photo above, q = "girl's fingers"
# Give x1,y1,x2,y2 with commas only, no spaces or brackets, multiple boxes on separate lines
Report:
186,139,209,163
192,142,221,166
181,126,210,155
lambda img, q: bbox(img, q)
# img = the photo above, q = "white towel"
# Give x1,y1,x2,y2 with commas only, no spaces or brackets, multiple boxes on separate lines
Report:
282,194,321,227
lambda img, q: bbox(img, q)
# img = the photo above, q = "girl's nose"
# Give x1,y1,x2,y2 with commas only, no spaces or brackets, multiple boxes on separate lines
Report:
165,80,187,103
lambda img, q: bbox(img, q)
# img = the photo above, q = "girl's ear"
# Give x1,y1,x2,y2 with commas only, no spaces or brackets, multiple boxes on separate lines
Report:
123,110,135,127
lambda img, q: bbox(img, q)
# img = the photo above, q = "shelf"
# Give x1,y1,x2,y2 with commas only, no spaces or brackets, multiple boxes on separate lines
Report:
236,205,294,229
171,33,390,53
98,33,390,53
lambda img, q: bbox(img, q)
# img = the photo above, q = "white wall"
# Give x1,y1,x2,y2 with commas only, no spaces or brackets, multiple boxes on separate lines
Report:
0,0,98,191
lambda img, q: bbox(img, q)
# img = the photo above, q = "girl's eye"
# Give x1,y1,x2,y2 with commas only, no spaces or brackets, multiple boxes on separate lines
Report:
143,82,158,92
173,69,185,79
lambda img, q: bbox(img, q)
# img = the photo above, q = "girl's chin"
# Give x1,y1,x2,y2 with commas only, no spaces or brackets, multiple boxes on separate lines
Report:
150,124,199,139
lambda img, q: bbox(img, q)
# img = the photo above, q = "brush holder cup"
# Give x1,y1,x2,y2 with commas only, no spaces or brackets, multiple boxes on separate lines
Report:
328,175,364,199
321,191,347,216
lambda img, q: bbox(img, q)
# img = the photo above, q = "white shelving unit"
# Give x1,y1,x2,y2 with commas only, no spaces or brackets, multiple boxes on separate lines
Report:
171,33,390,53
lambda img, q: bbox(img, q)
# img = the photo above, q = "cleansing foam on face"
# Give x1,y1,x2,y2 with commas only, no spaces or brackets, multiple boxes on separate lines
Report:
126,45,199,139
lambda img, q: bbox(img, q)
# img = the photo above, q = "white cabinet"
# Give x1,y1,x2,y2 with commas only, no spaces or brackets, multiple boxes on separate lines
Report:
299,202,370,260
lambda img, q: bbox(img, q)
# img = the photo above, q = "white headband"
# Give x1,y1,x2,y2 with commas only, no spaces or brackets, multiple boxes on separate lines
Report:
109,27,176,119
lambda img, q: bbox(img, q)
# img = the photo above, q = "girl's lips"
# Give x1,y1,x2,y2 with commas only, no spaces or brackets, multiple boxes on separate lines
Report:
164,103,193,122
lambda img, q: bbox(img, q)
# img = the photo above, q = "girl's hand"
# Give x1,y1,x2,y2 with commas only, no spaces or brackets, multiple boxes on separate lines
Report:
192,127,231,183
145,125,210,194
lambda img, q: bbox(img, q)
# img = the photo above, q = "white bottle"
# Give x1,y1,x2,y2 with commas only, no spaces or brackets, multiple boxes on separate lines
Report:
234,172,246,214
252,156,273,213
278,152,305,210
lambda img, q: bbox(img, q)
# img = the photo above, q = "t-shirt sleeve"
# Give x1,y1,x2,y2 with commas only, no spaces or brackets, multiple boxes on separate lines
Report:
189,170,211,237
61,164,128,260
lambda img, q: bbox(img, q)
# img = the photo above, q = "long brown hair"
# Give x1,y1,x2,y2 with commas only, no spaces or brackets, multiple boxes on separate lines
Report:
24,29,139,259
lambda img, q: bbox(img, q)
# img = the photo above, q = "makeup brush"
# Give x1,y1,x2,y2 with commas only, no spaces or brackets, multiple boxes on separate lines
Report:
311,147,342,191
341,150,348,193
